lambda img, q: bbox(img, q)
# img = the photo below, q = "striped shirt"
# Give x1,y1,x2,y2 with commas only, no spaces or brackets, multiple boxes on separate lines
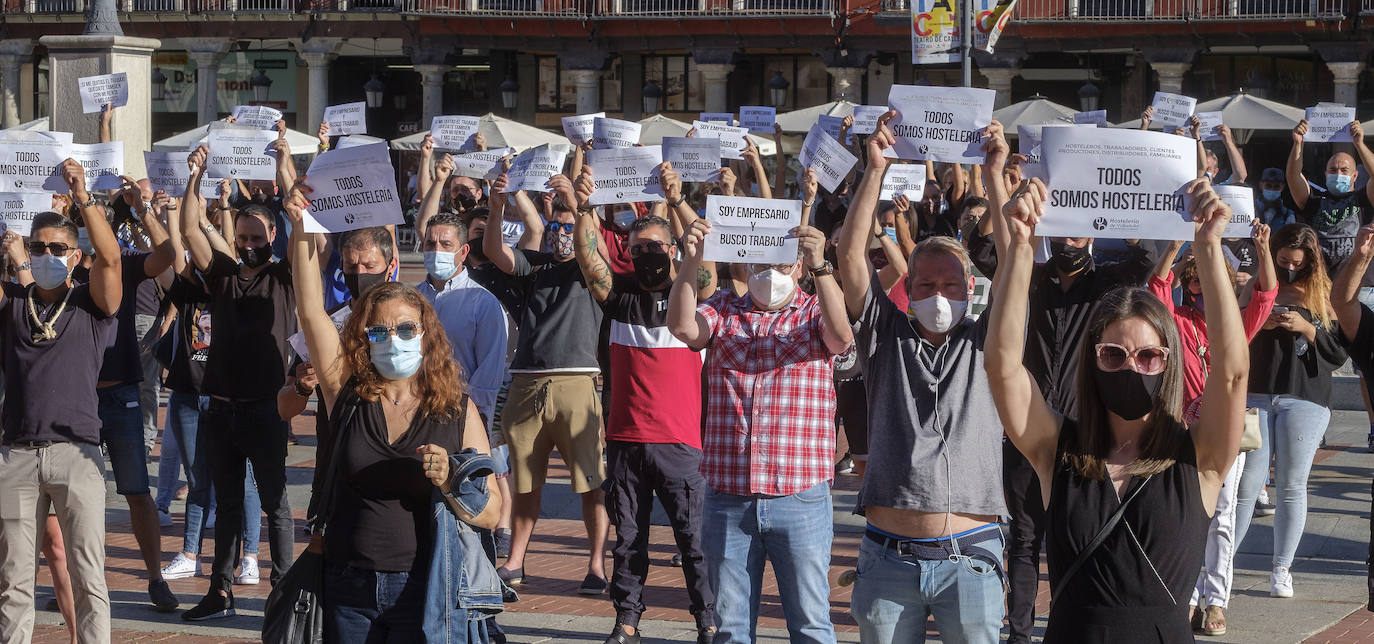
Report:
605,280,702,446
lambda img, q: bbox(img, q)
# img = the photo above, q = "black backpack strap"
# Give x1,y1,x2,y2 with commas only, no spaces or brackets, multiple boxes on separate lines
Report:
1049,475,1153,614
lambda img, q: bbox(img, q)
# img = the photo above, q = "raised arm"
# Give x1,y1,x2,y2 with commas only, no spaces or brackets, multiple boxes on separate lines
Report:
416,134,435,206
984,178,1061,493
798,223,852,355
1,231,29,289
133,189,175,278
1287,120,1311,210
1333,223,1374,343
272,124,296,190
1218,125,1247,184
63,159,122,316
416,153,454,242
771,123,786,198
743,139,771,199
893,194,916,259
659,162,693,240
836,111,895,321
1350,121,1374,208
562,169,612,303
1139,106,1154,131
180,146,216,272
1188,179,1250,510
283,186,347,412
873,215,908,293
979,120,1012,269
667,218,713,350
482,173,519,275
99,104,113,143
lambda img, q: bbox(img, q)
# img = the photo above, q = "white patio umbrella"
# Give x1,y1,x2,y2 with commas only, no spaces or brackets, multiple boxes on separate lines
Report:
774,101,860,134
153,122,319,155
636,114,777,156
2,117,50,132
994,96,1079,133
1116,92,1304,143
390,113,565,153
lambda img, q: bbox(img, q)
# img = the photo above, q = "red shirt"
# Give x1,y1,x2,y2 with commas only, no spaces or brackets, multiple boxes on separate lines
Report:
600,228,635,276
697,290,838,496
605,282,703,447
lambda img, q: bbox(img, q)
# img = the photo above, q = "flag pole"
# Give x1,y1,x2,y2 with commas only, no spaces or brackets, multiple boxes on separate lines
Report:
961,0,973,87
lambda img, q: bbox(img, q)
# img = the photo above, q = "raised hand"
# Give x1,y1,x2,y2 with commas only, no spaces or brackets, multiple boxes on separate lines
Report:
434,154,454,183
680,218,711,264
1188,115,1202,140
1140,106,1154,130
317,121,330,146
1351,120,1365,144
1186,178,1229,246
1002,178,1046,244
867,110,898,169
982,119,1009,172
801,168,818,204
719,166,737,196
547,174,577,211
1354,223,1374,259
893,193,912,214
60,158,87,195
574,166,595,211
420,133,434,158
794,224,827,268
1293,119,1309,145
188,145,208,173
1252,221,1271,250
282,180,312,225
660,161,682,203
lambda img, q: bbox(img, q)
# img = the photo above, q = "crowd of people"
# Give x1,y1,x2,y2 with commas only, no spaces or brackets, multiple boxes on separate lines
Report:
1,92,1373,644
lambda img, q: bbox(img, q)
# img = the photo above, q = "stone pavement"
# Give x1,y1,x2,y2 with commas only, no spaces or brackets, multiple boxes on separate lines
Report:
23,373,1374,642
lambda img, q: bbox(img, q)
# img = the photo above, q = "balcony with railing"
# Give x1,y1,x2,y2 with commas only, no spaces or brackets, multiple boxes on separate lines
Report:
596,0,834,17
2,0,833,15
881,0,1345,20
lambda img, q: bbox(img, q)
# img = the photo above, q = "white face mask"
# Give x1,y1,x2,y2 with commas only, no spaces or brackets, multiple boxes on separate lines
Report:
906,293,968,334
31,253,72,290
612,209,637,229
747,269,795,309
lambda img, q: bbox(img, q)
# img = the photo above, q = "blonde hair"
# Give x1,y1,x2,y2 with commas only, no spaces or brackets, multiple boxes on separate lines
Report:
908,235,972,283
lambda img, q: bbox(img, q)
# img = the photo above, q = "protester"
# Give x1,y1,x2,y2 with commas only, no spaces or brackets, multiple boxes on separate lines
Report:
987,176,1249,640
0,160,123,643
1287,119,1374,273
834,114,1011,643
1256,167,1296,229
667,202,851,643
1232,223,1346,599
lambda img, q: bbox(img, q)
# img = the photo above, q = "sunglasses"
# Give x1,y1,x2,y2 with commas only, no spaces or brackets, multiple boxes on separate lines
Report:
1095,343,1170,376
627,240,672,259
26,241,74,257
546,221,575,235
365,322,423,343
752,262,796,274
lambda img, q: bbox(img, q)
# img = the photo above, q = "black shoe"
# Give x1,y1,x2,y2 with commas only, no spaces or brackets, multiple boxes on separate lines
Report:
1366,433,1374,453
149,579,178,613
835,455,854,475
578,573,608,595
697,626,717,644
497,566,523,586
181,590,234,621
495,529,512,559
604,624,640,644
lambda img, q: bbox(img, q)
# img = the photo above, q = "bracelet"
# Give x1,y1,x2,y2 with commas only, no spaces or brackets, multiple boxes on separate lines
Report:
802,199,815,207
809,261,834,278
74,194,97,209
201,223,216,234
294,382,313,398
14,261,29,272
670,195,687,208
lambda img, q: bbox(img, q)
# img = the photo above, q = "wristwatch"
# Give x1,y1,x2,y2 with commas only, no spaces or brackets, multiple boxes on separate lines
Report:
14,261,29,272
670,195,687,208
74,194,97,209
809,261,834,278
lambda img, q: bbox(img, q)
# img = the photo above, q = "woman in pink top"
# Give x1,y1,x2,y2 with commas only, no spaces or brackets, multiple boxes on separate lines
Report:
1148,222,1277,637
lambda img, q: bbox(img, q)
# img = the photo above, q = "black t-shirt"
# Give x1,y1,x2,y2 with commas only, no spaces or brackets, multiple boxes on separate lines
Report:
98,251,151,384
162,274,212,394
201,251,297,400
230,194,291,260
134,277,162,318
466,261,525,321
1222,238,1258,278
1299,187,1373,273
1,283,117,444
509,250,603,371
1346,304,1374,375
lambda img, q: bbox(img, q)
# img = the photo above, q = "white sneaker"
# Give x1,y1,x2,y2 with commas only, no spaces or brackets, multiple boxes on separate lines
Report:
158,509,173,528
1258,487,1271,505
234,557,259,585
1271,566,1294,598
161,553,200,580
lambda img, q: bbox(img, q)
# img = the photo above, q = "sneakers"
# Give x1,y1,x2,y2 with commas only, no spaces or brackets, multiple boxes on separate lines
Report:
1367,432,1374,453
604,624,640,644
697,626,717,644
579,573,608,596
835,454,855,476
497,566,524,586
149,579,179,613
182,589,234,621
161,553,200,580
1255,488,1276,517
494,529,512,559
158,508,173,528
1270,566,1294,598
669,552,683,567
234,557,260,585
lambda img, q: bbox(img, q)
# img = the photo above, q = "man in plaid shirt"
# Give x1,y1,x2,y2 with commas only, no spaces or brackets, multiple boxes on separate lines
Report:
666,180,853,644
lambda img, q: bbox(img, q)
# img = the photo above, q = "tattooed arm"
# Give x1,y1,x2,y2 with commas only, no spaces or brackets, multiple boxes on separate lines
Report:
560,168,613,303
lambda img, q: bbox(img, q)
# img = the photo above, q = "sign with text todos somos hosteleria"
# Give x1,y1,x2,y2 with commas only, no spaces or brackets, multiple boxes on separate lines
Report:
300,142,404,234
885,84,995,165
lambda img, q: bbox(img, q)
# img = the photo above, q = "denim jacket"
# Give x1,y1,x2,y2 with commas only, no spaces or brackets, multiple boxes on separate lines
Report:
422,449,503,643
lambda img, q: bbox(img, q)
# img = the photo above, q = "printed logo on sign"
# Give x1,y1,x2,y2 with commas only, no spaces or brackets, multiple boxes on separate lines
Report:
737,249,747,258
1093,217,1107,231
229,169,238,176
344,214,356,224
919,145,930,155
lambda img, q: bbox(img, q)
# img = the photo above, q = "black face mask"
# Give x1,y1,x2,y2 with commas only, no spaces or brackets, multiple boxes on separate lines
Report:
1095,367,1163,421
1050,241,1091,274
238,244,272,268
1278,266,1309,284
467,237,488,263
344,270,388,302
632,251,672,287
454,193,478,211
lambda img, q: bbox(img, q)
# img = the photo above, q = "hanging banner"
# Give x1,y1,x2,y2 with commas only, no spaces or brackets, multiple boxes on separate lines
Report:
585,145,665,206
662,137,721,183
231,105,283,130
0,192,54,235
978,0,1018,54
879,163,928,201
1038,127,1197,241
1215,185,1256,239
799,124,858,194
144,151,222,198
562,112,604,146
591,117,641,149
502,143,571,193
692,121,750,160
1149,91,1197,130
885,84,995,164
300,142,403,234
78,72,128,114
322,102,368,136
703,195,802,264
1304,105,1356,143
451,148,513,181
739,106,776,134
430,115,481,151
206,124,279,181
912,0,1018,63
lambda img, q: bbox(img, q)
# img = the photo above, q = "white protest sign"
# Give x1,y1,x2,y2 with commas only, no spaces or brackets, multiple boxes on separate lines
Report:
1149,91,1197,129
1304,105,1356,143
206,125,278,181
692,121,750,160
1016,124,1052,181
1215,184,1256,239
586,145,664,206
62,142,123,192
144,151,221,198
799,124,858,193
704,195,802,264
1195,111,1224,142
78,72,127,114
886,84,994,164
288,305,351,363
430,115,481,151
503,143,571,193
739,106,776,134
591,117,641,149
817,114,850,146
1038,127,1197,241
662,137,720,183
0,134,67,193
451,148,512,181
852,106,887,135
699,112,734,125
0,192,53,235
879,163,928,201
562,112,604,146
1073,110,1108,127
323,102,367,136
301,143,403,234
231,105,283,130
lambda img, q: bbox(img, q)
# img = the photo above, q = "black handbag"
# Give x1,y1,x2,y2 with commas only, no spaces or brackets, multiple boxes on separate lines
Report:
261,393,358,644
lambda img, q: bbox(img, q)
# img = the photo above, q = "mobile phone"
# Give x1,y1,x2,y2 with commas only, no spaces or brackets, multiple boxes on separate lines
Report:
1271,305,1290,314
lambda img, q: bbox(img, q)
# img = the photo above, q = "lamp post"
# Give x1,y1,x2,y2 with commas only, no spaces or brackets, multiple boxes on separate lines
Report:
642,79,663,115
151,68,167,102
500,74,519,118
768,70,789,108
84,0,123,36
251,69,272,103
1077,79,1101,112
364,75,385,109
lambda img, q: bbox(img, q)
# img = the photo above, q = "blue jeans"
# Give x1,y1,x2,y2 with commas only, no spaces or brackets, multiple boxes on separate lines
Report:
324,562,426,643
850,525,1005,644
156,392,262,556
1234,394,1331,568
97,382,150,496
703,482,836,644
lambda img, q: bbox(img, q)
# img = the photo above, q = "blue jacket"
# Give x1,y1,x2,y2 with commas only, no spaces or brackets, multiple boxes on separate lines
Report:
422,449,503,643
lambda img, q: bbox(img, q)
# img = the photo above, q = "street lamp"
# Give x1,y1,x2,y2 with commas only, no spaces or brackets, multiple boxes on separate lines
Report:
768,71,790,107
1078,79,1101,112
151,68,167,102
642,79,663,115
364,74,385,109
251,69,272,103
500,74,519,114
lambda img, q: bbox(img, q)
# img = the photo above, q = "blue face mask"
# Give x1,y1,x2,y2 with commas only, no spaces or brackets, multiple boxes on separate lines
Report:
882,227,898,245
31,253,71,290
424,250,457,280
369,333,424,381
1327,173,1354,195
1261,189,1283,202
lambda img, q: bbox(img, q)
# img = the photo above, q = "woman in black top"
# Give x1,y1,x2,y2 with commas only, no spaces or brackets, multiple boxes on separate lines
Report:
285,190,500,642
986,177,1249,642
1232,223,1346,600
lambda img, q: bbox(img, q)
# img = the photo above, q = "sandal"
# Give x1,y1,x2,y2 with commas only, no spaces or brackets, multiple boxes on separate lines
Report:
1202,605,1227,636
1189,605,1203,632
